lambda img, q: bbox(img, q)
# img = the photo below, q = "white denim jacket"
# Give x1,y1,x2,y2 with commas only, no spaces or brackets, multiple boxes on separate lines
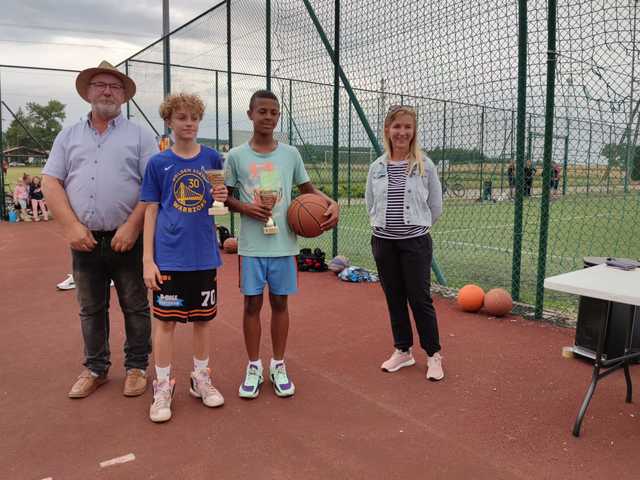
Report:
365,154,443,228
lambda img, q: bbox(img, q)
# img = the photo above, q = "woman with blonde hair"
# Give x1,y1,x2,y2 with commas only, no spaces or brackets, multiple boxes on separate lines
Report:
365,105,444,381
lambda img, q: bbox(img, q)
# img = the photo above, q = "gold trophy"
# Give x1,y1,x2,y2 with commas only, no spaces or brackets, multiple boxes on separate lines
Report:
259,189,279,235
205,169,229,216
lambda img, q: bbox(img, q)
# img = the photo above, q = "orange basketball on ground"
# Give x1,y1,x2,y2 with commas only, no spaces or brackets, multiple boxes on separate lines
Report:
457,284,485,312
287,193,330,238
484,288,513,317
223,237,238,254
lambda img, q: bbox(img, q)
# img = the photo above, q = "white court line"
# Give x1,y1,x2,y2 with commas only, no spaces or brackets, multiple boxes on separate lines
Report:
99,453,135,468
339,211,612,237
438,239,575,262
334,225,575,262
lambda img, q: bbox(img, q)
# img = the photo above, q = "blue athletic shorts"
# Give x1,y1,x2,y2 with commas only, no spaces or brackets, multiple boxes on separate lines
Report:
239,256,298,296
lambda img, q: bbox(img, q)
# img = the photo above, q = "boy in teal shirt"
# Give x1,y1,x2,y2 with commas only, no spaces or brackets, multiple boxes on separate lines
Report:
225,90,339,398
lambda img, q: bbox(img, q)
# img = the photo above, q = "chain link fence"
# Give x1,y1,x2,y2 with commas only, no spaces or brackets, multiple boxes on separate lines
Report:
2,0,638,320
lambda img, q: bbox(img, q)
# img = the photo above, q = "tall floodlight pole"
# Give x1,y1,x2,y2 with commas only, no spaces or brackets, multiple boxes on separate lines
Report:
163,0,171,135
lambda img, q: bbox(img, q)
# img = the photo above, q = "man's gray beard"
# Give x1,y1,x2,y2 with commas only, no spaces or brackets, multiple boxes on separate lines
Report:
92,102,121,120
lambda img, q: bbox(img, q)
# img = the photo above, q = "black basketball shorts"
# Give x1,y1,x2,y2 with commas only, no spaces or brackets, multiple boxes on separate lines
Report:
152,270,218,323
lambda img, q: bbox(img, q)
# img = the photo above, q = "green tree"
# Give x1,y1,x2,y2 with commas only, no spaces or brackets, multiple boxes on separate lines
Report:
631,148,640,181
425,148,489,164
601,143,640,181
600,143,625,170
4,100,66,150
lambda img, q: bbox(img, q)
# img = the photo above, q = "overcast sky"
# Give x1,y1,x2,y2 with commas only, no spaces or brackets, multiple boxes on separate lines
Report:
0,0,217,69
0,1,229,131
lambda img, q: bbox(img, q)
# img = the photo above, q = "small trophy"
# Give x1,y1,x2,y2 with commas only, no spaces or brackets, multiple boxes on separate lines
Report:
206,169,229,216
259,189,279,235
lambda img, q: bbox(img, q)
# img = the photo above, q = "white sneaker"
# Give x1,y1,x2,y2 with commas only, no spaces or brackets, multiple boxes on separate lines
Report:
150,379,175,423
381,348,416,372
426,352,444,381
189,368,224,407
57,274,75,290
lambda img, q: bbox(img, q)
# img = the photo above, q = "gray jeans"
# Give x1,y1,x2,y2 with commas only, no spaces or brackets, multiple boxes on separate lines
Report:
72,232,151,375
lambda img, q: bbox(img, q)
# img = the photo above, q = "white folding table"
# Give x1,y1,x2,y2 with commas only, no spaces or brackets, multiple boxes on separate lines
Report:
544,264,640,436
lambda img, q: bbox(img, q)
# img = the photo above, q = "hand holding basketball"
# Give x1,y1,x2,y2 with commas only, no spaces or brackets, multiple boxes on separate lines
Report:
287,194,336,238
320,201,340,231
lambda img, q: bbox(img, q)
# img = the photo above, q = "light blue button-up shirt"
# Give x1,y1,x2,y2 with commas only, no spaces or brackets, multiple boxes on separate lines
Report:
43,112,159,231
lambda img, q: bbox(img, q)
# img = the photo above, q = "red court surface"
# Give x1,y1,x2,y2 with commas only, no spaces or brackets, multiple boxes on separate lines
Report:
2,220,640,480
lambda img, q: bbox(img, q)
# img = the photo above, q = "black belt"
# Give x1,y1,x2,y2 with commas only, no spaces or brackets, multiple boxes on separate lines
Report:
91,230,117,239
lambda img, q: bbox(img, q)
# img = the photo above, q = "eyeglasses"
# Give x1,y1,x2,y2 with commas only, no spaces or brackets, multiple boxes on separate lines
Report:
89,82,124,92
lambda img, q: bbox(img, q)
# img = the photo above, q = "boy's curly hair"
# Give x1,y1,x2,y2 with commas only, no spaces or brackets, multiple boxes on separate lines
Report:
159,92,206,121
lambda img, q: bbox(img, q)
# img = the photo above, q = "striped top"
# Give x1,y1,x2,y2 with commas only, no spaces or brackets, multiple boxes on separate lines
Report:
373,161,429,240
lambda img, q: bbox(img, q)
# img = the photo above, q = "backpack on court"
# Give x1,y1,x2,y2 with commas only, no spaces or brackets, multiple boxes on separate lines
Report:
217,225,231,249
297,248,328,272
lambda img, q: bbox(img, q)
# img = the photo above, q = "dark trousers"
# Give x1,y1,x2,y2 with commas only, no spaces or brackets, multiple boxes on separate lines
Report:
72,233,151,375
371,234,441,356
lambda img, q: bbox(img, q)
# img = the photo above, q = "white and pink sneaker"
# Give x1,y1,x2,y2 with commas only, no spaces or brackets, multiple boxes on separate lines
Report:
381,349,416,372
426,352,444,381
190,368,224,407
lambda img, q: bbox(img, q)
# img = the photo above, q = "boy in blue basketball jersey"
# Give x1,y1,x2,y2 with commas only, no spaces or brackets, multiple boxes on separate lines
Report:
225,90,339,399
141,93,227,422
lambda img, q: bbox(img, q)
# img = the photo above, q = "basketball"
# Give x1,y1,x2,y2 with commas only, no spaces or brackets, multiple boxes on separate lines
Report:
484,288,513,317
223,237,238,254
287,193,330,238
457,284,485,312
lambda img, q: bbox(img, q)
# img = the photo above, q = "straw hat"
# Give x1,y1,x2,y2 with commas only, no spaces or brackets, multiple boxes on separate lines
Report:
75,60,136,102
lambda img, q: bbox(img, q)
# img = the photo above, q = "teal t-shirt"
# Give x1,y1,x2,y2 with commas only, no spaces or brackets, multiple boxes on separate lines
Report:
225,142,310,257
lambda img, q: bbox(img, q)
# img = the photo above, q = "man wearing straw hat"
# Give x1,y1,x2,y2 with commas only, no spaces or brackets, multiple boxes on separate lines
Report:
43,61,159,399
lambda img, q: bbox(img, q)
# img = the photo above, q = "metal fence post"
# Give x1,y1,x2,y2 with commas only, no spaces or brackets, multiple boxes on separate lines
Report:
162,0,171,135
562,118,569,195
479,107,485,201
625,1,638,193
215,70,219,150
288,79,293,145
227,0,235,235
125,60,131,120
534,0,558,319
347,98,352,207
266,0,271,90
331,0,340,258
511,0,528,302
0,69,5,220
441,101,447,181
586,121,592,195
607,124,612,194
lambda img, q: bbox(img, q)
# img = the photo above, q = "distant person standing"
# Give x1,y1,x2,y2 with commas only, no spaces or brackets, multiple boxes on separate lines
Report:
12,178,30,222
551,162,561,197
29,176,48,221
507,161,515,199
43,60,158,399
524,160,536,197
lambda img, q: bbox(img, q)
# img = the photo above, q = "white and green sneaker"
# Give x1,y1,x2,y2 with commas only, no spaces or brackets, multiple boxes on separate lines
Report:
238,364,263,399
269,362,295,397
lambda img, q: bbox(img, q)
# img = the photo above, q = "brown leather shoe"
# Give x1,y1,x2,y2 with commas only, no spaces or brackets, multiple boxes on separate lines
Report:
123,369,147,397
68,369,108,398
